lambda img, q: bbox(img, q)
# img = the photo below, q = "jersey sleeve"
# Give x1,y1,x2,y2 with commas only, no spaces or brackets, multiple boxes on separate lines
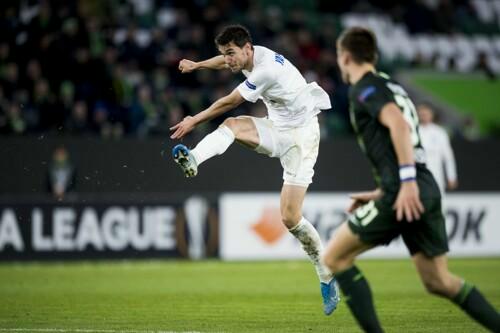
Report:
237,69,273,103
356,82,395,118
439,128,458,182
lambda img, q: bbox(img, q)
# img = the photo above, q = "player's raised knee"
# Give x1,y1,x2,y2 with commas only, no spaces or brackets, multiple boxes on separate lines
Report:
222,117,239,132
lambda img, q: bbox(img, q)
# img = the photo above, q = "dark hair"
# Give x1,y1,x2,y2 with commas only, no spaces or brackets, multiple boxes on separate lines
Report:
338,27,378,65
417,102,439,120
215,24,252,48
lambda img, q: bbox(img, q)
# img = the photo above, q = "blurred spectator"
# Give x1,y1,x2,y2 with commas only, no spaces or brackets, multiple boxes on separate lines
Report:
475,52,497,81
160,89,183,129
1,102,26,135
23,59,43,97
65,100,90,134
33,77,59,130
47,145,76,200
0,0,497,139
130,83,156,136
461,115,481,141
1,62,19,99
418,104,458,194
58,80,75,118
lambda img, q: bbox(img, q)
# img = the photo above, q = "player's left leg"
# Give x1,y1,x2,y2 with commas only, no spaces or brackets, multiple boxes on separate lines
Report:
324,194,410,332
413,253,500,332
405,196,500,332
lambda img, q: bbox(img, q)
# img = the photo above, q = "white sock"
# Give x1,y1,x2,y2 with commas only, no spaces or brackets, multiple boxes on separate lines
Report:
289,217,332,283
191,125,235,166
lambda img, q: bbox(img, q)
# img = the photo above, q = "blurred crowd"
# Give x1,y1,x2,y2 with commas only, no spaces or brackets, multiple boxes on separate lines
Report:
0,0,493,139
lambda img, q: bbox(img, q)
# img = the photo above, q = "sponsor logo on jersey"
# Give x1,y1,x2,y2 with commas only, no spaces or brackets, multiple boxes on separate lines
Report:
358,85,376,103
274,53,285,65
245,80,256,90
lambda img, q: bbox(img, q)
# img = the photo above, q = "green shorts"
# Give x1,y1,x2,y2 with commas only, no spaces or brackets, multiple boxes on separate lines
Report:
348,196,449,257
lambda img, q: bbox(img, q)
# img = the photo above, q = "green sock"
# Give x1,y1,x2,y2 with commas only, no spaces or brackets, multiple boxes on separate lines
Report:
336,266,383,333
453,281,500,332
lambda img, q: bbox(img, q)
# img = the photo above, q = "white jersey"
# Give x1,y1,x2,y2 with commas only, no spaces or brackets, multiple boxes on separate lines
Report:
237,45,331,129
420,123,457,194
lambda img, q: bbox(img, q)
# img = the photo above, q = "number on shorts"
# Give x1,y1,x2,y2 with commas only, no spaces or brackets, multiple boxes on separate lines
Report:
355,200,379,226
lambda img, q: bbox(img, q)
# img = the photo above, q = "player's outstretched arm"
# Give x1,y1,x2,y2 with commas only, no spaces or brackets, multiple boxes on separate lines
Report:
170,88,245,139
178,56,228,73
379,102,425,222
441,129,459,190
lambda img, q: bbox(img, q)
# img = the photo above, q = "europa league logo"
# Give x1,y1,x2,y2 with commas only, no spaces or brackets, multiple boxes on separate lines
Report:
176,196,218,259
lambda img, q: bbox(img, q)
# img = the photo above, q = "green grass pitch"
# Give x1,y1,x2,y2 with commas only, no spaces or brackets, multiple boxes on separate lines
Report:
409,72,500,135
0,258,499,332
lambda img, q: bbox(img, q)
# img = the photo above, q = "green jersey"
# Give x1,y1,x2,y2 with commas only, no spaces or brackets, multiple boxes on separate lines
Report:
348,72,440,202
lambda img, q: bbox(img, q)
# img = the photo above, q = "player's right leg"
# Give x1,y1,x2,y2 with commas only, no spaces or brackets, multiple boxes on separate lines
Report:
413,253,500,332
323,196,405,332
172,116,259,177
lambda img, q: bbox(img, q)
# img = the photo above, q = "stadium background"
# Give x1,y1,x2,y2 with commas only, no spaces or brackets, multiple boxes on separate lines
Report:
0,0,499,332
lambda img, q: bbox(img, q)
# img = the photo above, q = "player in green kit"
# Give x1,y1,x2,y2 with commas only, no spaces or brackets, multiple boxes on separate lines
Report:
322,26,500,332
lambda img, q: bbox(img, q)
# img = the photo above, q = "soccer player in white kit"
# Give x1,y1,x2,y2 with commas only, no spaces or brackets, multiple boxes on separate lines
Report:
417,104,458,195
169,25,339,315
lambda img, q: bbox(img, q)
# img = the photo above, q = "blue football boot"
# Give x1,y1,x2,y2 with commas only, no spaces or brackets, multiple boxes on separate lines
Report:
172,144,198,177
321,277,340,315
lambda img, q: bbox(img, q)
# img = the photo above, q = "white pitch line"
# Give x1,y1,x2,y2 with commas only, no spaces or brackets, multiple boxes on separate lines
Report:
0,329,205,333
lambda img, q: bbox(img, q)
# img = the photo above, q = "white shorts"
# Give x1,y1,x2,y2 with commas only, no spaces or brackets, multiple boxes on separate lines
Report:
251,116,320,187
